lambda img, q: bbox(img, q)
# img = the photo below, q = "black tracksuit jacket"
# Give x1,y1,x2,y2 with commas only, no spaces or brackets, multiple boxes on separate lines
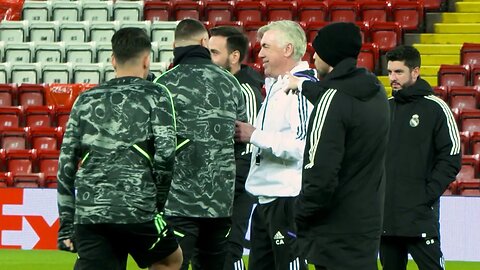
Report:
383,78,461,238
294,58,390,265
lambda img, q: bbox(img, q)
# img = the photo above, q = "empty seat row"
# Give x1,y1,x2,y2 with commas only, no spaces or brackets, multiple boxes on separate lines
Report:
0,41,174,64
0,148,59,188
0,83,94,108
453,154,480,195
0,62,169,84
22,0,143,22
19,0,425,32
0,127,64,150
0,20,178,44
437,64,480,87
433,86,480,111
0,106,71,128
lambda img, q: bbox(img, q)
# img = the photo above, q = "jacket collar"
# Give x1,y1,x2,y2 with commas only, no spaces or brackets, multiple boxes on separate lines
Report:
392,78,433,103
172,45,212,66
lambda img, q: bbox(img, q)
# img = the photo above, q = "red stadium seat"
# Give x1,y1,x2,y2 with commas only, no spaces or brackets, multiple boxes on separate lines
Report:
470,131,480,155
422,0,446,11
5,149,36,174
449,86,480,111
460,109,480,133
391,1,424,32
432,85,448,102
305,21,328,43
205,1,235,23
265,1,297,21
45,83,83,108
302,43,315,65
17,84,46,107
438,64,470,87
460,131,471,155
369,22,402,52
55,107,71,129
37,150,59,186
360,1,390,24
0,84,16,106
0,106,22,128
30,127,59,151
1,127,27,150
472,64,480,86
235,1,265,22
0,172,13,187
211,20,244,33
461,43,480,66
357,43,379,73
173,1,204,21
24,105,54,127
456,154,479,180
329,2,359,23
244,21,267,46
297,1,327,23
143,1,171,22
12,173,44,188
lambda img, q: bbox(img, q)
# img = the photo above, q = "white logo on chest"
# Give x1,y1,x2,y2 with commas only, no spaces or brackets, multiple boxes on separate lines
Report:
410,114,420,127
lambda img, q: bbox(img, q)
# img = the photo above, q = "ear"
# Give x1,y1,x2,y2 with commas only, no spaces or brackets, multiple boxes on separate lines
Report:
411,66,420,80
111,54,117,70
284,43,294,58
143,53,151,70
201,36,209,48
230,50,241,65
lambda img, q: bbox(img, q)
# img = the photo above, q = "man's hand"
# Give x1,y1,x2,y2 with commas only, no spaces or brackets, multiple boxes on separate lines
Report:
282,73,302,95
235,120,256,143
58,238,76,253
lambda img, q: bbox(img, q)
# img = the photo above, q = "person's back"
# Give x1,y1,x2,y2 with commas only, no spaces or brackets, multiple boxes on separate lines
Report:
287,22,390,270
65,78,175,223
57,27,182,270
153,19,246,270
157,60,245,217
300,63,388,235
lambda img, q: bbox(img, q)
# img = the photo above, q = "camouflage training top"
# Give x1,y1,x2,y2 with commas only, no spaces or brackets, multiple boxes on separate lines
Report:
57,76,176,240
154,45,247,218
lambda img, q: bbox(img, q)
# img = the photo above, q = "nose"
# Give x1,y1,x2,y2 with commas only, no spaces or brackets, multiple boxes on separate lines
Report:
258,47,265,59
389,73,397,82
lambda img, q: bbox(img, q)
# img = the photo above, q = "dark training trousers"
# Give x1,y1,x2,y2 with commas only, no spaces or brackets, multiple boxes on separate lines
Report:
165,216,231,270
248,197,307,270
380,235,445,270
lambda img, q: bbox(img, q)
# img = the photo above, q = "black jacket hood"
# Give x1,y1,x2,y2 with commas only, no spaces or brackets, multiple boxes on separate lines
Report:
317,58,383,101
172,45,211,66
392,78,434,103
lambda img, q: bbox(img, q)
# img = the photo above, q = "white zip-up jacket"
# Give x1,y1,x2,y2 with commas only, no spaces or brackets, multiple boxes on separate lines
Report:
245,61,316,202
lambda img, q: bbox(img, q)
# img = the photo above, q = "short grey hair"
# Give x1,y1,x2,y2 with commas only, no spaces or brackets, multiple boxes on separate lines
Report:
257,20,307,61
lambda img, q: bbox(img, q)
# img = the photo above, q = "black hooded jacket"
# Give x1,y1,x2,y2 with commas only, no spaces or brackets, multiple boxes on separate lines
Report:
294,57,390,244
233,64,264,193
383,77,461,238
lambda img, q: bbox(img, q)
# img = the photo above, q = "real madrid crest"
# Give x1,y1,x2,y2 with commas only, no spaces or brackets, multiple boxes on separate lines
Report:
409,114,420,127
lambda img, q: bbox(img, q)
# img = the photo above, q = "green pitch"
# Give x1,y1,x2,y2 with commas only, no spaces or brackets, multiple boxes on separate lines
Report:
0,250,479,270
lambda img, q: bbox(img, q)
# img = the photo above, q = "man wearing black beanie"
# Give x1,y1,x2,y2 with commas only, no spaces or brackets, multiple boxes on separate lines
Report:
284,22,390,270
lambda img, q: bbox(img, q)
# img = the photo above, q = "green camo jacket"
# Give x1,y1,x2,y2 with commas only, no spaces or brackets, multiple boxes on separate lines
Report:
155,48,247,218
57,77,176,241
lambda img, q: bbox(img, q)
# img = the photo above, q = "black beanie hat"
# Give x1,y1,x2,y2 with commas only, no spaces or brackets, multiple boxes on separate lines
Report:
312,22,362,67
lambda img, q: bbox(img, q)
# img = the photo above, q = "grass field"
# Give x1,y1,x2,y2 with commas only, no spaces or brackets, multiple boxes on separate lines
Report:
1,250,479,270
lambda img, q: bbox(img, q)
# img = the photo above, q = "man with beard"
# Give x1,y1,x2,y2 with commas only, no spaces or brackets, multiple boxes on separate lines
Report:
380,45,461,270
208,26,264,270
284,22,390,270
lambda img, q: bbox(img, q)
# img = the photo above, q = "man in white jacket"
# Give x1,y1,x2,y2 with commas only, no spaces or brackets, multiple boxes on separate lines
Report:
235,20,316,270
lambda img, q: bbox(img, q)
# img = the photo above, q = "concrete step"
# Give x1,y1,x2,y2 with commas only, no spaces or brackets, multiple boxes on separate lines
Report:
456,2,480,12
420,65,441,76
442,13,480,23
421,55,459,65
420,34,480,44
414,44,462,55
434,23,480,33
